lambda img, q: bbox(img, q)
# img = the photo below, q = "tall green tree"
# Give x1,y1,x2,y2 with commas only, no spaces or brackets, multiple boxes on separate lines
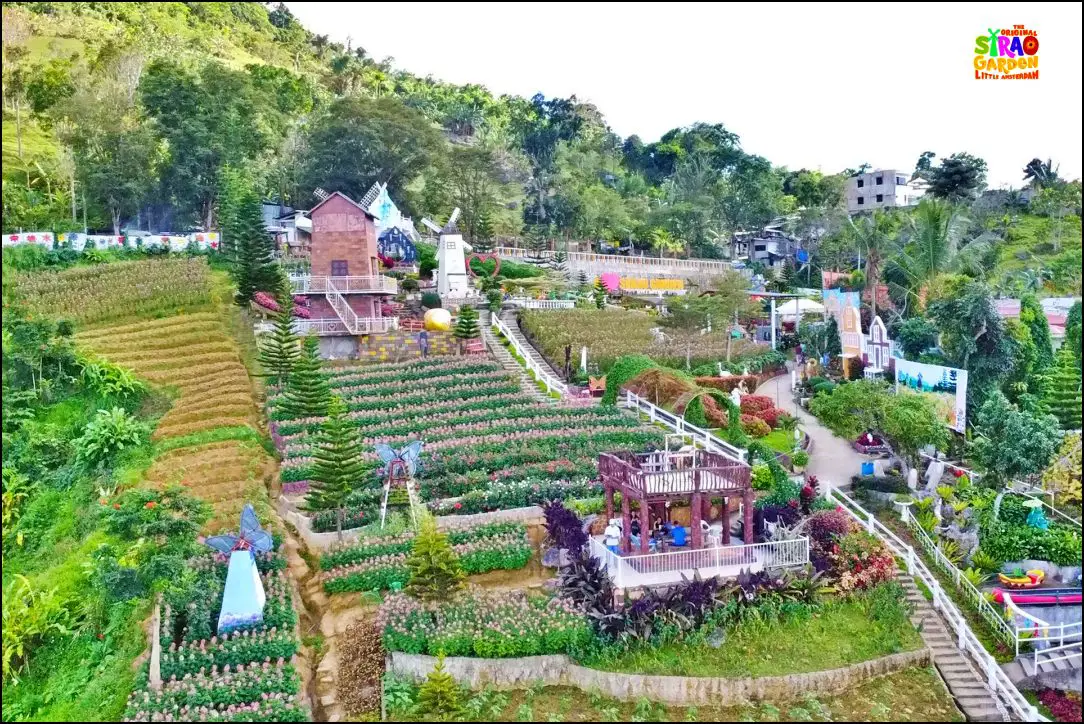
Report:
888,199,969,309
927,152,987,202
232,196,278,305
893,316,939,360
278,336,331,419
301,96,444,201
1020,294,1055,373
1065,301,1082,372
848,210,898,321
306,396,366,537
1045,345,1082,430
258,291,299,384
972,391,1059,484
405,512,464,601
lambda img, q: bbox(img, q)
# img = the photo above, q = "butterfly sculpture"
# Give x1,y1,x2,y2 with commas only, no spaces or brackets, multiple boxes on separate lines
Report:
374,440,424,482
205,505,273,634
205,504,274,555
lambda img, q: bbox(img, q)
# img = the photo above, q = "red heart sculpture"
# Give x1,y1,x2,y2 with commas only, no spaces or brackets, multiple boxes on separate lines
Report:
466,253,501,277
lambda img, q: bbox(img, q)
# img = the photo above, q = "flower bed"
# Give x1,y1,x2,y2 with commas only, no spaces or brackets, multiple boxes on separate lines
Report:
321,524,532,593
377,589,592,658
160,630,298,679
123,662,302,722
428,477,603,515
269,357,662,509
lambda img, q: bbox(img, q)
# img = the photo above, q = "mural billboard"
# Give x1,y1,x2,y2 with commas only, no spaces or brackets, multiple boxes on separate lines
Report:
894,358,968,433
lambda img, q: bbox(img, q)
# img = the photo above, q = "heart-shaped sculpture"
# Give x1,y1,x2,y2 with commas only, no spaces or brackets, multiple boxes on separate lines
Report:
467,253,501,278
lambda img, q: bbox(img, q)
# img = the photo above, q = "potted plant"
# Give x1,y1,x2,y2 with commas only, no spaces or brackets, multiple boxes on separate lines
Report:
791,450,809,473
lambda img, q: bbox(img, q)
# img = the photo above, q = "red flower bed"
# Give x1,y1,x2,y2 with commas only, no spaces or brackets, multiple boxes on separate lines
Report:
740,395,774,413
253,291,279,312
740,414,770,438
1039,689,1082,723
757,407,787,429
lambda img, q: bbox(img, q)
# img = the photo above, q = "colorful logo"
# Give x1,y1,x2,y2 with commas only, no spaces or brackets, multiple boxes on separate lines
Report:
974,26,1039,80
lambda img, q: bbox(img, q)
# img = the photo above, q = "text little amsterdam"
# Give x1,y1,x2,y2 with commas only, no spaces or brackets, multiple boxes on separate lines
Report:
974,25,1039,80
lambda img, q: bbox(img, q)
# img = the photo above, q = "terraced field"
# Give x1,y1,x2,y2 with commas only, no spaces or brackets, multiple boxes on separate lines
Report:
77,312,266,528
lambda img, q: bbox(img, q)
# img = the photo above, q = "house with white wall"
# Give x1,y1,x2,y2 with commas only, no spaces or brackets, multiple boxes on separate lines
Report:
846,169,927,214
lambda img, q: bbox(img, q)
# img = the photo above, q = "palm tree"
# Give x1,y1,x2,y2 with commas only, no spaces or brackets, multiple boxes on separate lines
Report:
848,210,898,321
888,199,969,308
650,228,686,258
1023,158,1060,189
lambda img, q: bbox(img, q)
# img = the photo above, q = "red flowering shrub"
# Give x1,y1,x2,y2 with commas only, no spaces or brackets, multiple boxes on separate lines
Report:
293,305,312,319
757,407,787,429
1038,689,1082,723
740,395,774,414
740,414,770,438
807,508,857,570
830,531,896,592
293,295,309,307
253,291,279,312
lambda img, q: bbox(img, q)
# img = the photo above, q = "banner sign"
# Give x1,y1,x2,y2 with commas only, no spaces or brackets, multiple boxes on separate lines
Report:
895,358,969,433
8,231,219,252
4,232,54,249
620,277,685,294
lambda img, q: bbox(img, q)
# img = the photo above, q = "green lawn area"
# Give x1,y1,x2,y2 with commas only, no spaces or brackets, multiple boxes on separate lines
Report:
387,666,961,722
580,595,923,678
759,428,798,454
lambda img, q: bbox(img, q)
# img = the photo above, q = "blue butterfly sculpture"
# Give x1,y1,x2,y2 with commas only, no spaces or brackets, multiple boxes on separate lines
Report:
374,440,424,481
205,504,274,555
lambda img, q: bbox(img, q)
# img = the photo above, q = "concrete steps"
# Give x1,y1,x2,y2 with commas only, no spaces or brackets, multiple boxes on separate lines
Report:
480,310,556,405
895,571,1009,722
498,308,566,380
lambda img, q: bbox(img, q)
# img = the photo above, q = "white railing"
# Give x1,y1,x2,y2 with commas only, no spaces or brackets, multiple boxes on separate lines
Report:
289,274,398,295
1003,592,1083,663
621,390,747,464
897,505,1016,647
293,318,349,336
1006,480,1082,528
494,246,732,277
508,297,576,310
325,277,361,332
589,537,808,589
920,452,984,487
826,487,1045,722
489,313,568,396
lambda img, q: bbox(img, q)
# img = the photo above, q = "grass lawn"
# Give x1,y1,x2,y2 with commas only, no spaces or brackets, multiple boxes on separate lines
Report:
759,428,798,454
580,596,923,678
386,666,961,722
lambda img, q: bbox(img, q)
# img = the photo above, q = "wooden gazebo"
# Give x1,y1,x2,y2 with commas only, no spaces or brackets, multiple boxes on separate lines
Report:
599,448,754,554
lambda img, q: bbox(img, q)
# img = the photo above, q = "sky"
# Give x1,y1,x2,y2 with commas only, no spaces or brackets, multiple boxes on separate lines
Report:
287,2,1083,189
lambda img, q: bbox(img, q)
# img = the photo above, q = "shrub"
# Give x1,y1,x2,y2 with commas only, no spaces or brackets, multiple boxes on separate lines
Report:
852,475,909,494
751,464,774,490
406,514,465,601
757,407,786,429
421,292,442,309
739,395,774,414
602,354,660,405
75,407,149,468
694,375,758,393
791,451,809,467
543,500,588,554
416,654,461,719
740,414,770,438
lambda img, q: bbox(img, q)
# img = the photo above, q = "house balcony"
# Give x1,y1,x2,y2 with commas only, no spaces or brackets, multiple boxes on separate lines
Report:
288,274,398,295
292,317,399,336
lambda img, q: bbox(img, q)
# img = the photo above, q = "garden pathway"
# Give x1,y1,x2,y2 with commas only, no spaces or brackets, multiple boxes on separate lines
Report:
896,571,1009,722
480,309,557,405
499,307,566,380
755,372,867,494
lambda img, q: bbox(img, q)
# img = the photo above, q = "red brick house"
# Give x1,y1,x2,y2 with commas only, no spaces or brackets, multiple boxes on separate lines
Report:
290,192,398,354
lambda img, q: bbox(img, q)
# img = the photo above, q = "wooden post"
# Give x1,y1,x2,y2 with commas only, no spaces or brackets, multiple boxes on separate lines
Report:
621,491,632,554
639,497,650,554
742,487,754,544
721,496,731,545
691,492,703,549
604,485,614,524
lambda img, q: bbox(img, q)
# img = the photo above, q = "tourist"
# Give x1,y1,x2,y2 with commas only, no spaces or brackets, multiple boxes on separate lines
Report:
603,519,621,553
671,522,687,547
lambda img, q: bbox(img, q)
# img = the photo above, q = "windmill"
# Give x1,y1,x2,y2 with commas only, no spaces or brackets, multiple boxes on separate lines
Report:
374,441,424,528
313,187,330,202
421,217,442,237
204,505,273,633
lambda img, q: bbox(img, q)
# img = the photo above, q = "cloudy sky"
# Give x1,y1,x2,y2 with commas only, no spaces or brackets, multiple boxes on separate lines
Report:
287,2,1082,188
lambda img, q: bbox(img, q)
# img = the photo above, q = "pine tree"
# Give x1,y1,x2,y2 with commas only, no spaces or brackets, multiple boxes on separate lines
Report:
405,512,464,601
306,396,366,537
1044,344,1082,430
576,269,589,292
1021,294,1055,373
279,335,331,419
472,207,494,253
233,196,278,305
258,291,300,385
825,317,842,357
592,277,607,309
416,653,461,720
551,247,568,278
453,306,480,348
524,224,549,266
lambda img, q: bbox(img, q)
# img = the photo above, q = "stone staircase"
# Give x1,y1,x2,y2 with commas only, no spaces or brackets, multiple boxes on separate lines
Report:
480,310,556,405
897,571,1009,722
1002,643,1083,691
498,308,566,380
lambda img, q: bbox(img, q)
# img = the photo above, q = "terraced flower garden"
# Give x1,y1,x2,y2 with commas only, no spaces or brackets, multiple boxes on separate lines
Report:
270,357,661,518
76,312,266,529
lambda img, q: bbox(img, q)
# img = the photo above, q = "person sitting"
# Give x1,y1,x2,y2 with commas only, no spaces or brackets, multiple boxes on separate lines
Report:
671,523,687,547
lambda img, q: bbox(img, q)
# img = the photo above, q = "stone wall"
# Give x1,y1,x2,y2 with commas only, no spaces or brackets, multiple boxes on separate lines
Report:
356,330,456,362
388,649,932,706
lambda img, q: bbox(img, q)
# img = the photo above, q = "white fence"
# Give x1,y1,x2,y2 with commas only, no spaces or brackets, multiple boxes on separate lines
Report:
826,487,1045,722
494,246,732,279
1003,592,1083,671
489,313,568,396
508,297,576,310
589,536,809,589
289,274,398,295
1007,479,1082,528
621,390,747,464
292,317,397,336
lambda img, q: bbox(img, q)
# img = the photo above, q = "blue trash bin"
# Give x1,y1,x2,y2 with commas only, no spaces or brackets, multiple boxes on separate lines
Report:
861,461,875,476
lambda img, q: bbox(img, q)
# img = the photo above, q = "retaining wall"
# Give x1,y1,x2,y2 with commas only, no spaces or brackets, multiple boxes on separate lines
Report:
388,648,932,706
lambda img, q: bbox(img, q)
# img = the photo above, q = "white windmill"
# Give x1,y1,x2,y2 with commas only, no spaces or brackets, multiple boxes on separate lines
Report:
423,209,475,299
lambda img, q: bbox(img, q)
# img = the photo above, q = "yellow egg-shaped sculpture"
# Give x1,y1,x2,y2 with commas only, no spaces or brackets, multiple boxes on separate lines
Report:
423,307,452,332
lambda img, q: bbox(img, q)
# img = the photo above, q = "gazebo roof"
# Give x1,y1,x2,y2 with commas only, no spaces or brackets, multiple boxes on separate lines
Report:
599,449,751,502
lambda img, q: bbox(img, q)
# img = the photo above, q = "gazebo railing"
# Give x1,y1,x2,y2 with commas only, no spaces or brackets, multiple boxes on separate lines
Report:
599,451,751,499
